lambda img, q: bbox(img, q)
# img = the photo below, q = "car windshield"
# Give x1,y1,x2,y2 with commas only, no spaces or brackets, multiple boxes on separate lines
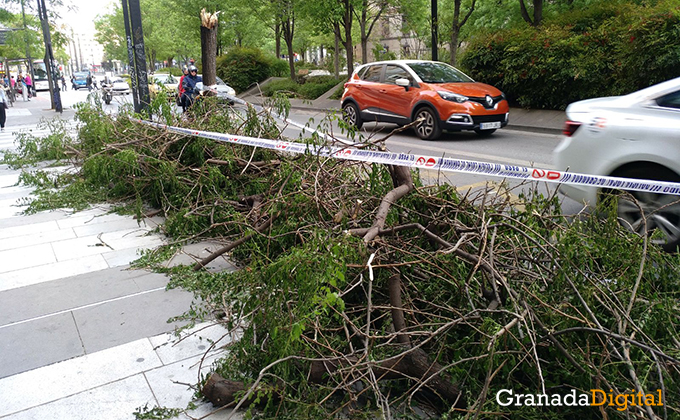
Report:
406,62,473,83
74,72,88,80
112,79,125,84
154,74,176,84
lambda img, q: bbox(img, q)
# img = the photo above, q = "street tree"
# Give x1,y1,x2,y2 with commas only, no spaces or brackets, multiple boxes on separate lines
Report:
440,0,476,65
354,0,388,64
299,0,355,77
519,0,543,26
200,8,217,87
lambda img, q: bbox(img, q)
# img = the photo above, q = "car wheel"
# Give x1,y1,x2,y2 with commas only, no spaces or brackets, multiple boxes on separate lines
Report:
342,102,363,129
474,128,496,136
414,107,442,140
613,166,680,252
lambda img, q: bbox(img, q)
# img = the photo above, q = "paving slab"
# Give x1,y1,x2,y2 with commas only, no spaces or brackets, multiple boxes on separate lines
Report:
0,254,110,292
72,287,195,354
1,374,156,420
0,338,163,417
0,242,56,274
0,311,83,378
0,226,76,252
0,266,161,325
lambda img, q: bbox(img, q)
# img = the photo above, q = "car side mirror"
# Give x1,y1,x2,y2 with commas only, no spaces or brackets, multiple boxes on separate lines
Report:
396,78,410,91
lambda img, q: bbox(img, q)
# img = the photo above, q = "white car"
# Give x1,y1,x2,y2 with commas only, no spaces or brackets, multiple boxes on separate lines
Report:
553,77,680,251
110,78,130,95
195,75,236,103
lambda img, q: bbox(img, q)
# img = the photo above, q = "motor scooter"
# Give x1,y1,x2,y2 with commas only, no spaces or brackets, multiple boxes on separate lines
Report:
102,83,113,105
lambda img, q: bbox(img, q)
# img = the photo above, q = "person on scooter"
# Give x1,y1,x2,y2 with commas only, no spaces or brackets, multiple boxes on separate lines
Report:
177,66,188,109
181,65,202,112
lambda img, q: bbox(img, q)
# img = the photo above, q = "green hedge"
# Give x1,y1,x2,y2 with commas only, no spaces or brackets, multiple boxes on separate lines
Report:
460,1,680,109
261,75,343,100
216,47,285,93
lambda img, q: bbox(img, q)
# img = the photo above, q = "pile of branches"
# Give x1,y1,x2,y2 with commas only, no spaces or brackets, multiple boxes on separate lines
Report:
6,97,679,420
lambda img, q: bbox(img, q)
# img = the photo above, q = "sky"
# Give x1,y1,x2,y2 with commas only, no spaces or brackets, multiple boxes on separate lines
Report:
56,0,116,36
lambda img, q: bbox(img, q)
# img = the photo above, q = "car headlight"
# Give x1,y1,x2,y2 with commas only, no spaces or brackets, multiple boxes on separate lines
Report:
437,91,468,103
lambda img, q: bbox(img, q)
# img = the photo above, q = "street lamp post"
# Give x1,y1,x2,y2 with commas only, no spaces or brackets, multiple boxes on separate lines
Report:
431,0,438,61
36,0,62,112
20,0,36,96
121,0,150,114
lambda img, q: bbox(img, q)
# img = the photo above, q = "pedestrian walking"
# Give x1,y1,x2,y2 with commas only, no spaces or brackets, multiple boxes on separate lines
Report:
86,74,92,92
0,81,8,131
24,73,33,98
61,75,67,91
18,74,28,102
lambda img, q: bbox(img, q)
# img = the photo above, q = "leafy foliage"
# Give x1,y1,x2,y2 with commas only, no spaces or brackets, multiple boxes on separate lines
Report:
10,94,680,420
216,47,283,93
460,1,680,109
261,75,343,99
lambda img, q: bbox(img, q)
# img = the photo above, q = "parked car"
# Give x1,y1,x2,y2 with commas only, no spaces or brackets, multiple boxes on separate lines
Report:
341,60,509,140
553,76,680,251
149,73,179,100
110,78,130,95
196,75,236,104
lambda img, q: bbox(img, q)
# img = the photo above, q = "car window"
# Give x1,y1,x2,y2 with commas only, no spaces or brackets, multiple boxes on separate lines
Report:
406,62,473,83
361,65,383,83
656,91,680,110
384,65,411,85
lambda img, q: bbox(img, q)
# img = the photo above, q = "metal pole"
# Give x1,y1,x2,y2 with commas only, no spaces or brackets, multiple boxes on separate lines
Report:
128,0,150,113
121,0,139,112
431,0,438,61
20,0,36,97
36,0,62,112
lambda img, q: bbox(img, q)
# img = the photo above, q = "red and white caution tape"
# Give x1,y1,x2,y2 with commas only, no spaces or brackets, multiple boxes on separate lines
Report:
136,118,680,196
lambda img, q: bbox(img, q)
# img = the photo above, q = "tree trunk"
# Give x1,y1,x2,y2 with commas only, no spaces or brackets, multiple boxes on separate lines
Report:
519,0,542,26
200,9,218,88
534,0,543,26
282,17,296,80
343,0,354,76
449,0,476,66
333,27,340,79
360,6,368,64
275,22,281,59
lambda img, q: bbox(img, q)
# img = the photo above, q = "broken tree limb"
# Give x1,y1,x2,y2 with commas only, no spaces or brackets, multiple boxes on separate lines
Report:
363,165,413,243
193,216,275,271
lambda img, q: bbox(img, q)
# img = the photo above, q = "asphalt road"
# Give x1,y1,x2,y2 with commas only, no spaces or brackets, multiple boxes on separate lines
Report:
280,108,585,215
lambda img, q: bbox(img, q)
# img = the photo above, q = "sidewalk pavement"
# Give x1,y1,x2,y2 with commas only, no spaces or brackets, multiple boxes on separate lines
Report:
0,92,241,419
0,88,562,420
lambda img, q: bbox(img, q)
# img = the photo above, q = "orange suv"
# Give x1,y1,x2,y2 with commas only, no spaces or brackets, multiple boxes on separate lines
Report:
341,60,509,140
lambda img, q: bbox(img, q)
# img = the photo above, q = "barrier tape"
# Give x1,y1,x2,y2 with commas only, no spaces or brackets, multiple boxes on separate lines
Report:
136,118,680,196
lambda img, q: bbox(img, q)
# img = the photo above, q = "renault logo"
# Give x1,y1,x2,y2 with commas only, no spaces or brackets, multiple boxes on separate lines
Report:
485,95,494,107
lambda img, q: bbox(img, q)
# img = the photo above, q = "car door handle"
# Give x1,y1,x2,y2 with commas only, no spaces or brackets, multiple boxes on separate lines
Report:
379,89,387,93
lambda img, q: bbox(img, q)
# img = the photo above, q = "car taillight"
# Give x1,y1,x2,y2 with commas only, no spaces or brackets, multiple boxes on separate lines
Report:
563,120,581,137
